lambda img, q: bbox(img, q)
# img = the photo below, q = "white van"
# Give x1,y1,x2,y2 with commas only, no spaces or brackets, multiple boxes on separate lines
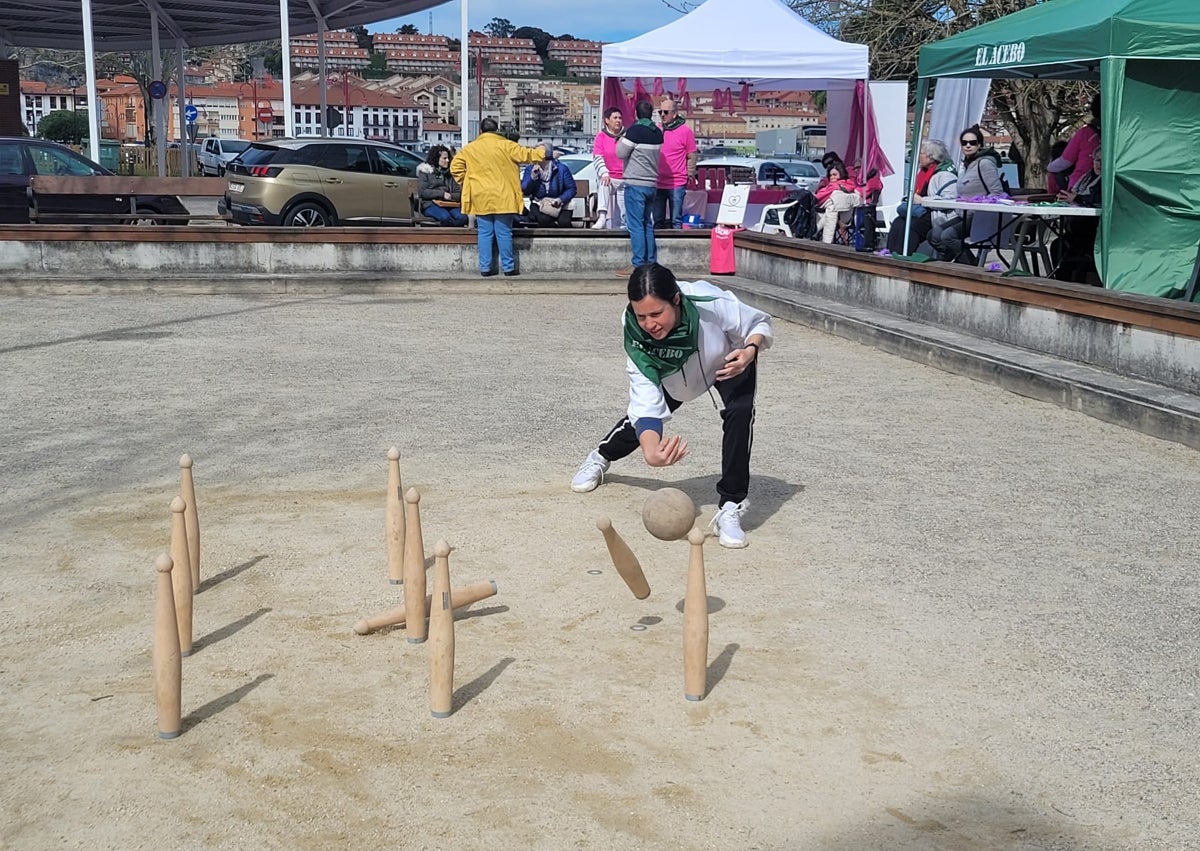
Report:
198,137,252,177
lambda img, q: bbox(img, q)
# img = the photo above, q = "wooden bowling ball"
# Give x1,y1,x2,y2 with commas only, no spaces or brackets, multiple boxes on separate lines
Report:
642,488,697,541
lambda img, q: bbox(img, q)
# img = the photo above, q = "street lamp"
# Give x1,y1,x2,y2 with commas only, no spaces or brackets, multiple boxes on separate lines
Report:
473,49,505,137
69,75,80,113
328,73,367,138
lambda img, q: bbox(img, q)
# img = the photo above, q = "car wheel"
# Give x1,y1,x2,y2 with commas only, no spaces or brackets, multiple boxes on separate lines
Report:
128,206,164,226
217,165,225,177
283,201,334,227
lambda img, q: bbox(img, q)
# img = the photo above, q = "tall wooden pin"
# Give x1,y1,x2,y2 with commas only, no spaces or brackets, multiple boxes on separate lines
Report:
353,579,498,635
179,454,200,591
683,528,709,701
153,552,182,739
402,487,427,643
169,496,194,657
385,447,405,584
429,540,455,718
596,516,651,600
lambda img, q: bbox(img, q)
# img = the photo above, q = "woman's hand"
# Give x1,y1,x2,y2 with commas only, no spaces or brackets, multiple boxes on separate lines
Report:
643,434,689,468
715,345,756,380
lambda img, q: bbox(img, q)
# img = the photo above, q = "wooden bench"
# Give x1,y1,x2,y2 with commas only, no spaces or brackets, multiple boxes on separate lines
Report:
28,175,226,224
571,179,598,227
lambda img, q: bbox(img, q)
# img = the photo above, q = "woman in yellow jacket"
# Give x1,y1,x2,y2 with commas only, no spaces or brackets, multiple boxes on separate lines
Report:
450,119,546,277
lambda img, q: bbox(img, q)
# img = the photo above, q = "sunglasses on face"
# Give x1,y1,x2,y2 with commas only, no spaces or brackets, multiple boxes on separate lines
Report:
659,110,674,115
960,139,980,146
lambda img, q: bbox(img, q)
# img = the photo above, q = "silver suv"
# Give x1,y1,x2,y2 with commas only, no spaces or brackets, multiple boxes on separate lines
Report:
224,138,424,227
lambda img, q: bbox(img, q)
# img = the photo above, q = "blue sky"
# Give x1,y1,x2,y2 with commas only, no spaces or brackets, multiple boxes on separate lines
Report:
376,0,689,43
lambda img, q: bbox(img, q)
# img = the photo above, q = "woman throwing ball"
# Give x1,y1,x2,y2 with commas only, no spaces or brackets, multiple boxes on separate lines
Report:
570,263,773,548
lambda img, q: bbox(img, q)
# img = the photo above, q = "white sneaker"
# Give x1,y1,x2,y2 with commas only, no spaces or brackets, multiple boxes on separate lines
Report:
709,500,748,548
570,450,610,493
591,215,608,229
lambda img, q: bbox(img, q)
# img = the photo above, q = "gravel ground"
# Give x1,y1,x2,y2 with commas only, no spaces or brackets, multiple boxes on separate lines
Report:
1,291,1198,850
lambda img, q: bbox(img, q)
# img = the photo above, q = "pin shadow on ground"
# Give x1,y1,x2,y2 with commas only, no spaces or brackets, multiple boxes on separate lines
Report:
452,656,515,713
196,554,267,594
183,672,273,731
601,473,803,531
675,595,726,615
704,642,739,698
193,607,271,653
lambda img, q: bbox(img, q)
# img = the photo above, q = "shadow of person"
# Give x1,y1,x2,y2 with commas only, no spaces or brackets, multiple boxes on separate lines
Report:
183,673,273,731
600,473,803,531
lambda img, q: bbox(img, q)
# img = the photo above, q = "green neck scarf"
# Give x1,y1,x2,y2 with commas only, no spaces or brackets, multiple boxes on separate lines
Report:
623,294,717,384
662,116,686,131
634,117,656,128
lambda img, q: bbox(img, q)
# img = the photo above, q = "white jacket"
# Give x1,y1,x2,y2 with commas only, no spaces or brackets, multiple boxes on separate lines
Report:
626,280,773,422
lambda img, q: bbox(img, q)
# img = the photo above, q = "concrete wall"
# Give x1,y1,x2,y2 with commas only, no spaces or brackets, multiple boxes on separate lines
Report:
736,247,1200,395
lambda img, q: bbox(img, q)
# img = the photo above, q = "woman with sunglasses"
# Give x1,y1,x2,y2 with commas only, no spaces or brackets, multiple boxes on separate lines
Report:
927,125,1005,262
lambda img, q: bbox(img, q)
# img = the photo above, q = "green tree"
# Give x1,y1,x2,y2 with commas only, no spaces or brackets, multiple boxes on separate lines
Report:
37,110,90,144
364,53,390,80
397,24,419,35
484,17,515,38
512,26,554,56
350,25,371,51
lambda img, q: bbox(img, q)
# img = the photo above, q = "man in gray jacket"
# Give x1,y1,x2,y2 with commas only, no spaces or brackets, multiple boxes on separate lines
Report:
615,99,664,277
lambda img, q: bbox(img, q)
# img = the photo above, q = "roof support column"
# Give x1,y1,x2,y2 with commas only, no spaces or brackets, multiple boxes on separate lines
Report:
150,8,166,176
280,0,294,137
460,0,469,142
176,42,189,176
80,0,101,162
317,16,328,137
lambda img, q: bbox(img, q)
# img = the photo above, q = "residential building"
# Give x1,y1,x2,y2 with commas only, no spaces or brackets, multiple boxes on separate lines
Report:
547,39,602,78
290,30,358,50
20,80,89,136
373,33,449,50
421,121,460,149
291,45,371,72
383,49,457,76
511,91,565,137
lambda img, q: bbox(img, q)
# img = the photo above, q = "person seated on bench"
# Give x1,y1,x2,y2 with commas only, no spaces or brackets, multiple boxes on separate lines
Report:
886,139,955,255
924,125,1005,263
521,148,577,227
814,162,863,243
417,146,468,226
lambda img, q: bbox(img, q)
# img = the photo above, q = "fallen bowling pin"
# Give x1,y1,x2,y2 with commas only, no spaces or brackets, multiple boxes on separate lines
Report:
385,447,405,585
153,552,182,739
402,488,427,643
596,516,651,600
352,579,498,635
683,528,709,701
169,496,194,657
429,540,455,718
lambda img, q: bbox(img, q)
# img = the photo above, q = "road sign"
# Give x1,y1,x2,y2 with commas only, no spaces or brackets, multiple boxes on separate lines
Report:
184,104,198,124
148,80,167,100
256,105,274,123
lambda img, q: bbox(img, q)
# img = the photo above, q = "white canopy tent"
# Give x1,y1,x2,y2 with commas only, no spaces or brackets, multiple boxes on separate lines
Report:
600,0,868,91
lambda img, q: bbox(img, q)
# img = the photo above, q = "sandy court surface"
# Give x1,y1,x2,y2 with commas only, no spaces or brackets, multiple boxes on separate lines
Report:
1,292,1198,850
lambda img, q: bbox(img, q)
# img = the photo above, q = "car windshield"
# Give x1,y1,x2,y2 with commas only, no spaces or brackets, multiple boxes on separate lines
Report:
780,161,819,179
238,145,283,166
223,140,251,153
28,145,106,177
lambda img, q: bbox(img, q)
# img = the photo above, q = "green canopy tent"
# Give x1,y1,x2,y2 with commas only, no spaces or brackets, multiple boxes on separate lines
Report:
912,0,1200,301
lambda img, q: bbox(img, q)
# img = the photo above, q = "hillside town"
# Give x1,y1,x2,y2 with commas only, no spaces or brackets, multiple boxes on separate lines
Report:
17,28,830,154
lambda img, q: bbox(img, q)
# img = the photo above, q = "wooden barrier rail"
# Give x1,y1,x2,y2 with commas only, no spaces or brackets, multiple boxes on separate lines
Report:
28,175,227,224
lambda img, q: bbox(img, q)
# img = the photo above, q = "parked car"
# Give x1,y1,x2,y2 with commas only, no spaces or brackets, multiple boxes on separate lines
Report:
198,137,252,177
696,156,800,190
224,138,424,227
0,137,189,225
776,159,821,193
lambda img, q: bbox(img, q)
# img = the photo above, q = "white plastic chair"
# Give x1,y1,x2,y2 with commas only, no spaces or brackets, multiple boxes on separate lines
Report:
753,200,796,236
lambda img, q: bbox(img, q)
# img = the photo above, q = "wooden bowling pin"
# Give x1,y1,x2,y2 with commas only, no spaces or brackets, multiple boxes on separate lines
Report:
596,517,651,600
428,540,455,718
352,579,498,635
683,528,709,701
402,487,427,643
385,447,405,585
179,454,200,591
153,552,182,739
169,496,194,657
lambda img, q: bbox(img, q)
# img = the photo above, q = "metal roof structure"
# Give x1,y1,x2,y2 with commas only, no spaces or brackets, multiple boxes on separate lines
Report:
0,0,452,51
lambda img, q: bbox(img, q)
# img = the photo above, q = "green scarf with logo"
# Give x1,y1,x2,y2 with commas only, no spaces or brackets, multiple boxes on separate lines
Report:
623,294,717,384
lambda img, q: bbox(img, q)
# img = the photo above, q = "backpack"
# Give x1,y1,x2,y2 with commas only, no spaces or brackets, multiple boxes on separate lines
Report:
782,190,816,239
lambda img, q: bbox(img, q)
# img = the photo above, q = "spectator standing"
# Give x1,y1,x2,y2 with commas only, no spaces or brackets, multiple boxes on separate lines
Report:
592,107,626,230
416,146,468,227
450,118,545,277
615,100,664,277
521,148,577,228
654,98,698,229
1048,94,1101,195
